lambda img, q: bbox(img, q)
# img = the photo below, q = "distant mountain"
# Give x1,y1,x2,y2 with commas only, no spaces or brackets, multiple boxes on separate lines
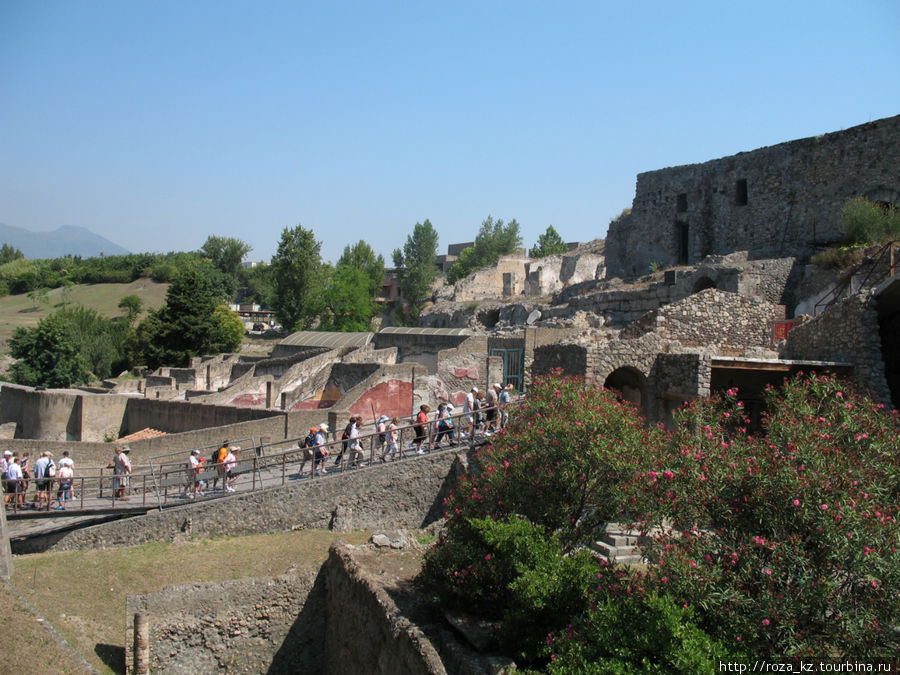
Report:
0,223,130,259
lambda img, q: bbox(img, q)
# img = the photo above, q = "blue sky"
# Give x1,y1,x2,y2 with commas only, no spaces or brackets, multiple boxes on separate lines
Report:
1,1,898,264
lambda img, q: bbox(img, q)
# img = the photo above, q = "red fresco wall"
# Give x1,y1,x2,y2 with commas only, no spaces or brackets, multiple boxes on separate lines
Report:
348,379,412,420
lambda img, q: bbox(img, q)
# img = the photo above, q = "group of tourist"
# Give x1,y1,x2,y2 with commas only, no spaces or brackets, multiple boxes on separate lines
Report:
292,383,514,477
2,449,75,510
185,441,240,498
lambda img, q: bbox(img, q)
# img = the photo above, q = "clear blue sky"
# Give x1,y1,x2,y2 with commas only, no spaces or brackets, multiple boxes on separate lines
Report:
1,1,898,265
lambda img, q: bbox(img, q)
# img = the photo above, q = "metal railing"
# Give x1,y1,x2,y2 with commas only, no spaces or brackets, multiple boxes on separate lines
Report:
813,240,897,316
2,398,520,515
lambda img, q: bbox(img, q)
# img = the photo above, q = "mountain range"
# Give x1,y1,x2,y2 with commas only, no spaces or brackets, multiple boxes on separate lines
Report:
0,223,130,259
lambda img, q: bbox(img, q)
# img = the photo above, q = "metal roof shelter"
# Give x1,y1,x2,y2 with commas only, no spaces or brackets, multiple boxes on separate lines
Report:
279,331,374,350
377,327,473,337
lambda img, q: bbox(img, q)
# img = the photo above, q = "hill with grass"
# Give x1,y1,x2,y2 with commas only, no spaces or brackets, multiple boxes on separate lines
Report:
0,279,169,348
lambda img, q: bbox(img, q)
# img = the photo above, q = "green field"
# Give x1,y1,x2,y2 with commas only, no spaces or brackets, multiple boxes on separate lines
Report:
0,280,170,349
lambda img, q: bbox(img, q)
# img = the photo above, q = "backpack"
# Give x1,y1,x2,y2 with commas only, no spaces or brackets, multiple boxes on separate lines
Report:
302,432,316,448
47,460,57,478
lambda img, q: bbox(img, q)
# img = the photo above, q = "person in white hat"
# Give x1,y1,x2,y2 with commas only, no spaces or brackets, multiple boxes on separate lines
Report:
463,387,478,439
313,424,330,476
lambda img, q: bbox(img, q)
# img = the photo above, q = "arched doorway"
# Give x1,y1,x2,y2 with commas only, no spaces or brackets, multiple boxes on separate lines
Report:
692,276,717,294
604,367,647,411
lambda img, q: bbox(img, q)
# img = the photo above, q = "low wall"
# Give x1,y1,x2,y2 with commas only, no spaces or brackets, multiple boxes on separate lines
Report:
126,570,323,674
125,543,453,674
20,450,467,553
323,544,446,675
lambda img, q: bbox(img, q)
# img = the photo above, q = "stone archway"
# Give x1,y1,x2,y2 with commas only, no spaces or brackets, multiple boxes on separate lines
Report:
603,366,647,411
692,276,717,294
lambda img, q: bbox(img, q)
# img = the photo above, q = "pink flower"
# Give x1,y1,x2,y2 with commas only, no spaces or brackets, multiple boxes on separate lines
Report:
793,499,800,506
663,470,675,479
821,504,828,510
764,568,772,575
484,553,492,560
762,619,770,626
836,391,843,398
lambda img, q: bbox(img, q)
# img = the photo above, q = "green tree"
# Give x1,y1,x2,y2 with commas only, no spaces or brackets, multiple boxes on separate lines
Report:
528,225,569,258
210,304,245,352
53,305,130,379
8,314,91,387
200,235,252,275
392,219,439,321
320,265,376,332
0,243,24,264
446,215,522,283
135,264,238,368
118,294,144,325
337,240,385,298
271,224,325,332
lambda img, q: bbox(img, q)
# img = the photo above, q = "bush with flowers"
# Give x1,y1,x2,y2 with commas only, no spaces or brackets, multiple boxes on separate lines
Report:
626,374,900,659
419,371,899,668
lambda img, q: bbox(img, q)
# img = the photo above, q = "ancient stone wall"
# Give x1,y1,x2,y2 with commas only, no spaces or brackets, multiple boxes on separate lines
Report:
606,115,900,278
621,288,780,353
322,545,447,675
783,293,891,403
126,571,323,674
21,450,466,553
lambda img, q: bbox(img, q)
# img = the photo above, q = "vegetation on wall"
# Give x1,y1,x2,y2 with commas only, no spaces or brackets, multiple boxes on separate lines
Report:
841,196,900,245
528,225,569,258
446,216,522,284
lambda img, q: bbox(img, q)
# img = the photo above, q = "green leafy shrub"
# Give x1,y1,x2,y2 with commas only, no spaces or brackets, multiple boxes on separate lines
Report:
841,196,900,244
545,593,730,674
628,375,900,659
419,515,601,664
810,246,863,270
446,371,659,550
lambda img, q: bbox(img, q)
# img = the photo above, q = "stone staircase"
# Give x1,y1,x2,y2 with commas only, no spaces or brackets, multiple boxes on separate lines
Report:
592,523,646,565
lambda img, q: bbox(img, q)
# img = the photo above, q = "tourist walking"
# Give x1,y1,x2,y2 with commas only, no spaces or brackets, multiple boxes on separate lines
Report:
187,449,203,498
55,462,74,510
384,418,400,461
414,404,430,454
33,451,54,509
313,424,330,476
223,445,238,492
485,383,500,434
462,387,477,439
499,384,512,429
376,414,390,459
298,427,318,477
108,446,132,501
347,418,364,468
434,403,456,447
5,456,24,509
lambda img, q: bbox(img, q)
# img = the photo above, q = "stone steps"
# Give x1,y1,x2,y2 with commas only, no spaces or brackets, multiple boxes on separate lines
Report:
592,524,647,565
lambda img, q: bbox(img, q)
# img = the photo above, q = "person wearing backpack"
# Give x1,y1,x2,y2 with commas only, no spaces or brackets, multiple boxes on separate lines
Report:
211,441,229,491
298,427,317,477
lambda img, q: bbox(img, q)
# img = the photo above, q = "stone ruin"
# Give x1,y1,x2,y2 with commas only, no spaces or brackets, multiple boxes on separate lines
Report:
2,114,899,673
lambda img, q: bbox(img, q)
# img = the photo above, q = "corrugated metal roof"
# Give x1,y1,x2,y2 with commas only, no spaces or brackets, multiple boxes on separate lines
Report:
279,331,374,349
377,327,473,337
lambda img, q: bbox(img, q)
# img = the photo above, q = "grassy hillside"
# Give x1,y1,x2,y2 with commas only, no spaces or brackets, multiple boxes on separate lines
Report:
0,279,169,348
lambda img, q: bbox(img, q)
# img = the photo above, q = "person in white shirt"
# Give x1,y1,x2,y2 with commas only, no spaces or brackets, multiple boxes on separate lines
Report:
5,457,24,508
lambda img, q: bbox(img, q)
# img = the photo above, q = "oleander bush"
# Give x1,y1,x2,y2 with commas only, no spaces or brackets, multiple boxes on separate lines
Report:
627,375,900,659
417,372,900,669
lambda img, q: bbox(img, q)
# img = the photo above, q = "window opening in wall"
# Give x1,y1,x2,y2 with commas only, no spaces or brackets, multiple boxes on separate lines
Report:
735,179,748,206
676,221,689,265
676,193,688,213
